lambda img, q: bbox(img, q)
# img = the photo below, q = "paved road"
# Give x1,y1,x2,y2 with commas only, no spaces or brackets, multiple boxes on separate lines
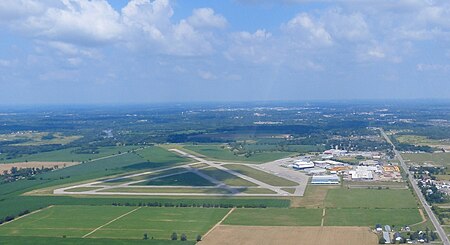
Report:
380,128,449,245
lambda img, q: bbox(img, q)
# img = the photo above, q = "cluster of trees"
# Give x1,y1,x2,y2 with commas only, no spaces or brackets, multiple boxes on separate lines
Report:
111,202,268,208
1,166,55,184
417,181,447,204
0,210,29,225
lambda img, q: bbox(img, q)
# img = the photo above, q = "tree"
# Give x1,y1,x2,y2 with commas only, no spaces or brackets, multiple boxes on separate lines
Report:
171,232,178,240
196,234,202,241
180,233,187,241
143,233,148,240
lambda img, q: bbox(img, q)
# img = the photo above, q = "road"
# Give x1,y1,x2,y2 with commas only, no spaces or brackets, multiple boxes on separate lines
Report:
380,128,449,245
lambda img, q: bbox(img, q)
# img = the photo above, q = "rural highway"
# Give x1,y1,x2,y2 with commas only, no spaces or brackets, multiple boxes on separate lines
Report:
380,128,450,245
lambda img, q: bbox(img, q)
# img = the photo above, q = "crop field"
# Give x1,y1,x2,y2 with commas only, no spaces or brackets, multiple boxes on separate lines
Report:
0,132,82,147
1,146,140,163
224,164,298,186
403,152,450,167
325,188,418,209
324,208,422,227
0,161,78,174
182,144,292,163
0,236,193,245
222,208,322,226
0,205,229,241
198,167,256,186
201,226,377,245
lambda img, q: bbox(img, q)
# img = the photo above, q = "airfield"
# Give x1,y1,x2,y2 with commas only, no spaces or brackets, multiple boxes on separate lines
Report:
54,149,308,197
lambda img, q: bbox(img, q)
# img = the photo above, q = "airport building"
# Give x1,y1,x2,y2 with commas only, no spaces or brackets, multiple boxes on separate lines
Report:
311,175,340,185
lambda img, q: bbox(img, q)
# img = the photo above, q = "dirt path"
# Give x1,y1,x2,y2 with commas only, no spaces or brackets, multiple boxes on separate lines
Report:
203,208,236,239
0,205,54,227
321,208,326,226
82,207,141,238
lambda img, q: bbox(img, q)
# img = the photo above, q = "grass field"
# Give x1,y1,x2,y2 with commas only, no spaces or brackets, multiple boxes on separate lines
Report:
324,208,422,227
135,147,193,168
134,172,214,186
65,187,102,192
223,208,322,226
238,188,277,194
102,187,231,194
224,164,298,186
101,168,187,185
0,236,194,245
0,132,82,147
0,205,229,241
403,152,450,166
0,146,140,163
183,144,292,163
325,189,418,209
198,167,256,186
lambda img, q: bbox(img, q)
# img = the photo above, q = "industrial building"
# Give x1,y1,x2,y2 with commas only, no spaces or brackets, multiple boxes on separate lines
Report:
311,175,340,185
292,161,315,170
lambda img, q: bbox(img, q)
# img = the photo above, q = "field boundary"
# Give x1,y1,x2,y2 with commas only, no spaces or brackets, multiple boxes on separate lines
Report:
0,205,54,227
82,207,142,238
203,207,235,239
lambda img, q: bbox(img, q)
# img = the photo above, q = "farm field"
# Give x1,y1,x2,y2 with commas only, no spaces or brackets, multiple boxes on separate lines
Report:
222,208,322,226
0,236,194,245
0,161,78,174
325,188,418,209
324,208,422,227
403,152,450,167
200,225,377,245
0,145,140,163
182,144,292,163
0,132,82,147
0,205,229,241
224,164,298,186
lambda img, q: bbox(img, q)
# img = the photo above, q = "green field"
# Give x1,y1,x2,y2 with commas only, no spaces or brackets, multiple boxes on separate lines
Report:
324,208,422,227
100,168,187,185
198,167,257,186
0,205,228,241
223,208,322,226
135,147,193,168
325,189,418,209
65,187,102,192
102,187,231,194
183,144,292,163
134,172,214,186
403,152,450,166
238,188,277,194
224,164,298,186
0,132,82,147
0,146,140,163
0,236,193,245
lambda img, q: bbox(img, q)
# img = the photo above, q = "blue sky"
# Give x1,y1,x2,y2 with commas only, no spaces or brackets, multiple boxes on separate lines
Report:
0,0,449,105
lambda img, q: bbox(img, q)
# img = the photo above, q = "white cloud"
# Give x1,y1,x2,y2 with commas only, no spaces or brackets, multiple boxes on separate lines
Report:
21,0,123,45
187,8,227,29
283,13,333,46
198,70,217,80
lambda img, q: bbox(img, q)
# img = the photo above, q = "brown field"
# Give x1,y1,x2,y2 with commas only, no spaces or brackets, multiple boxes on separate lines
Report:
0,161,78,173
200,225,378,245
291,185,338,208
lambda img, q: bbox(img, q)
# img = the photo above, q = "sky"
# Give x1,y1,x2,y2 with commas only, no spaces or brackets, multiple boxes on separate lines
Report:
0,0,450,105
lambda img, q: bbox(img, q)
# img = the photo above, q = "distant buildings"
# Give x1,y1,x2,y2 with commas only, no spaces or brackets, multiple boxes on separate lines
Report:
311,175,340,185
292,161,314,170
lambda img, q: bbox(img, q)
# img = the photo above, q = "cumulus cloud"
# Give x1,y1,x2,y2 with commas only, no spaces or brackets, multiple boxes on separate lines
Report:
187,8,227,29
0,0,226,56
283,13,333,46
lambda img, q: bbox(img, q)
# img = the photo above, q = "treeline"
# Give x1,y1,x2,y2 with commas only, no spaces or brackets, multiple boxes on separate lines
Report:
1,166,55,184
112,202,269,208
0,209,30,225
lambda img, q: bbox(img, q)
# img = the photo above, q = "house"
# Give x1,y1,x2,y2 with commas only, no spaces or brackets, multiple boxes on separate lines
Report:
384,225,391,232
382,231,391,244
